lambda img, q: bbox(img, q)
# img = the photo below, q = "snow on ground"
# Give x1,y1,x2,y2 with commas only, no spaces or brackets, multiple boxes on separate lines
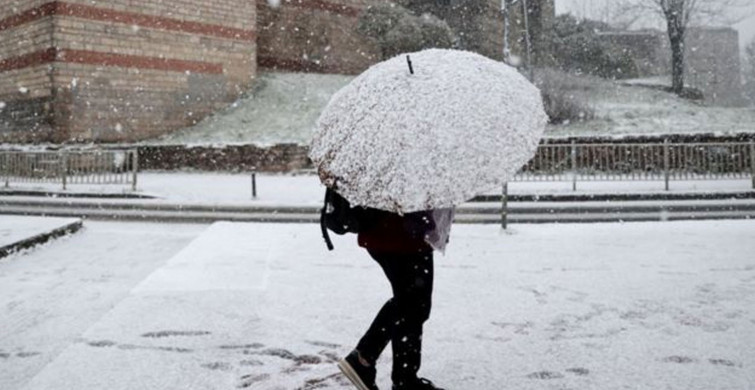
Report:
140,71,755,147
1,220,754,390
0,221,206,390
152,72,353,146
0,216,80,250
550,74,755,137
2,172,752,206
620,76,670,88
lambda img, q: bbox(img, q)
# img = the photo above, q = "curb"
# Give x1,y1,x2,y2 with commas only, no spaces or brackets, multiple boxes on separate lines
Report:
0,190,156,199
1,199,754,224
0,219,84,259
473,190,755,202
3,190,753,202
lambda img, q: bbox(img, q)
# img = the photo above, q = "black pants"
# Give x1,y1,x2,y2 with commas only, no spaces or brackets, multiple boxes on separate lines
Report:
356,249,434,386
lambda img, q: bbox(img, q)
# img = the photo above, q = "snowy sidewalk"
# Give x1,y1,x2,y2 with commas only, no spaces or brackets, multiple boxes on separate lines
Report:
2,173,754,223
2,172,753,206
4,220,754,390
0,216,82,258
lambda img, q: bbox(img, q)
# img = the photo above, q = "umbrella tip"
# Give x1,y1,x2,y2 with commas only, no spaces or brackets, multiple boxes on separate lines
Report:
406,55,414,75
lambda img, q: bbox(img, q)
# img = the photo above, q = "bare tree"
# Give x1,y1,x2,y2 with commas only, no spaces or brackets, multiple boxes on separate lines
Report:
656,0,695,94
622,0,752,95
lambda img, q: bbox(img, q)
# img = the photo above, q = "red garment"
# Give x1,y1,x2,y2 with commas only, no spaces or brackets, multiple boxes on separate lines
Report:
357,211,432,253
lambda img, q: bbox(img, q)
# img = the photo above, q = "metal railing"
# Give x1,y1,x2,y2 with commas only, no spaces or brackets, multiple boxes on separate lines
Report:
2,142,753,194
513,141,755,190
1,149,139,191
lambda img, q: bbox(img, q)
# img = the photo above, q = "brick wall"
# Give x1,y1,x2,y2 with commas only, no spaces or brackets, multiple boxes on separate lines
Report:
0,0,256,143
0,1,56,141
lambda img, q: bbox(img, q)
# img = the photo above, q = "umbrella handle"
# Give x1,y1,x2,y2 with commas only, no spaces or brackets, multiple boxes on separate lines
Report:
406,55,414,75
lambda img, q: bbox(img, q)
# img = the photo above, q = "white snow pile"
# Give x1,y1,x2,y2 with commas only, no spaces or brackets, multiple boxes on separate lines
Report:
309,49,548,213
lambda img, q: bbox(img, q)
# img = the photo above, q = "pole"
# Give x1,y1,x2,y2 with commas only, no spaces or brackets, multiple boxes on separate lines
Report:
132,148,139,191
521,0,534,81
571,141,577,192
3,154,8,188
251,171,257,199
664,139,670,191
501,182,509,229
61,151,67,190
750,141,755,190
502,0,511,63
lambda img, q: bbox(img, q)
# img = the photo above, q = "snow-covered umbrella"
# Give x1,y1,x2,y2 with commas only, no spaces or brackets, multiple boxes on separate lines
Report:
309,49,547,214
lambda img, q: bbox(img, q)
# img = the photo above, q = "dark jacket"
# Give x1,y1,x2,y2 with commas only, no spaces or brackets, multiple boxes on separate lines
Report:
357,209,435,253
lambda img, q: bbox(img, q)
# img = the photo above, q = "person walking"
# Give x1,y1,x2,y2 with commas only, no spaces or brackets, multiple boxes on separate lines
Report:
338,208,454,390
312,49,546,390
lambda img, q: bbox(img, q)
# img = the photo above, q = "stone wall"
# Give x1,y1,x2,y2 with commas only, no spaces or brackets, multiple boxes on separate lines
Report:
256,0,379,74
135,132,753,172
0,0,257,143
137,143,311,172
685,27,745,107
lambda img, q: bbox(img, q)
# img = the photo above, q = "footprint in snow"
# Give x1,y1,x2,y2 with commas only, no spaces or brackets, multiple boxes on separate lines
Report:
237,373,270,388
709,358,741,367
526,371,564,380
141,330,211,338
662,355,696,364
201,362,233,371
566,367,590,376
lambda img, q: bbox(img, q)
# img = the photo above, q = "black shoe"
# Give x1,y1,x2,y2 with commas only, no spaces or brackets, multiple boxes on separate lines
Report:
393,377,445,390
338,350,379,390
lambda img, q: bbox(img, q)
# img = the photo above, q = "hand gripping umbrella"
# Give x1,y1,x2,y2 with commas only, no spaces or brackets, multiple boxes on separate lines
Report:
310,49,547,214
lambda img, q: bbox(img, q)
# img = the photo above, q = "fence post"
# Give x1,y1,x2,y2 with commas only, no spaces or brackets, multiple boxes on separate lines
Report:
501,182,508,229
251,171,257,199
571,141,577,191
132,149,139,191
3,154,8,188
61,151,68,190
663,139,670,191
750,141,755,190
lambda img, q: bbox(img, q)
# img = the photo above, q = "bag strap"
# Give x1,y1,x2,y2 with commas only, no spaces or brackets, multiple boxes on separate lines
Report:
321,189,334,251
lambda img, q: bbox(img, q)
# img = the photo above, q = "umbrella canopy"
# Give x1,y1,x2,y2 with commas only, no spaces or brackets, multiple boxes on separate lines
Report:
309,49,547,214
